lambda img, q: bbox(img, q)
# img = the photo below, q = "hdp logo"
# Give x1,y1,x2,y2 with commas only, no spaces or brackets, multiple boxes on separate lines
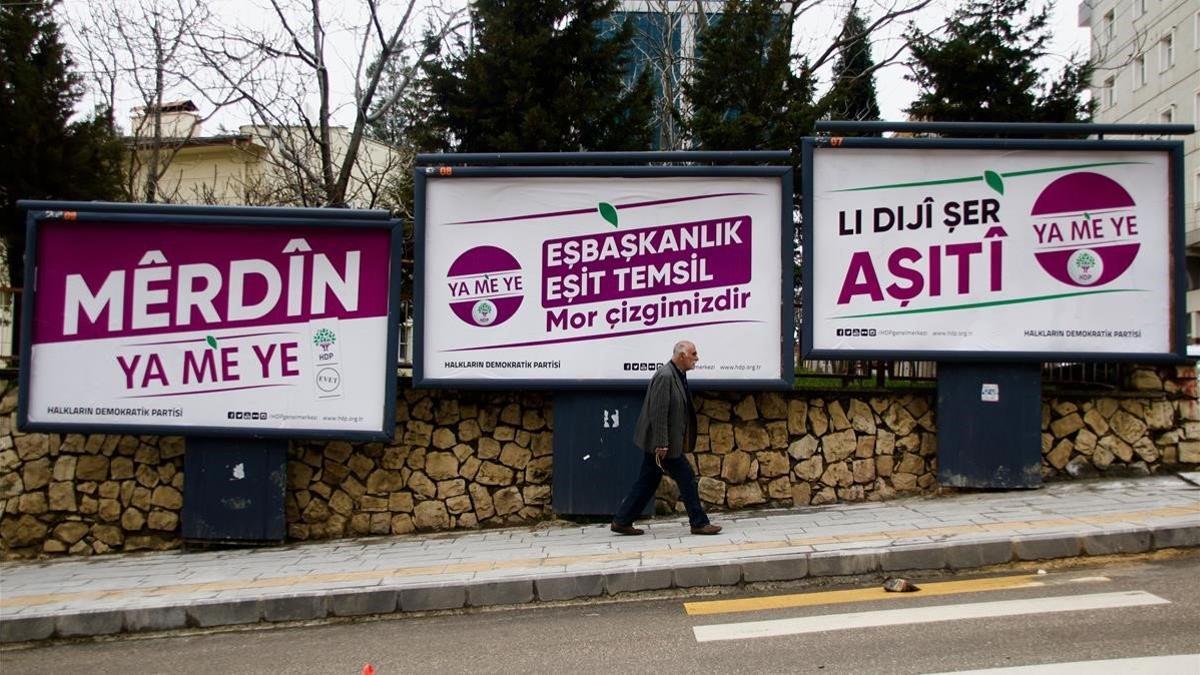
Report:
447,245,524,327
1030,172,1140,287
313,327,337,351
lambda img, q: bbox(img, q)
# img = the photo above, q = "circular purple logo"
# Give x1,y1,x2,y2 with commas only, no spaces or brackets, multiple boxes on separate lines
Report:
447,246,524,327
1030,172,1139,288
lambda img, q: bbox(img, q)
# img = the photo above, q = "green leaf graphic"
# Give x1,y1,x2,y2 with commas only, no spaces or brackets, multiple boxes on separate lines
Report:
598,202,618,228
983,170,1004,195
205,335,218,349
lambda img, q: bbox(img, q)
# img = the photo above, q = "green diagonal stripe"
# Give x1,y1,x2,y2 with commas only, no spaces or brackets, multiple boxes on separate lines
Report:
832,161,1146,193
834,288,1147,319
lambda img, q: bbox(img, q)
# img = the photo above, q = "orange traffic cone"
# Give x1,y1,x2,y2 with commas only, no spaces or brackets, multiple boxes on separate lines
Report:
363,665,376,675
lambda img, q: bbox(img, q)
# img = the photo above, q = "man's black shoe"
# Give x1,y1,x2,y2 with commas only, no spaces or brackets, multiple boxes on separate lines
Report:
610,522,644,536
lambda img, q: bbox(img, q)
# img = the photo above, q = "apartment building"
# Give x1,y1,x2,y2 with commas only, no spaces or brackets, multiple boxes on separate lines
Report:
1079,0,1200,338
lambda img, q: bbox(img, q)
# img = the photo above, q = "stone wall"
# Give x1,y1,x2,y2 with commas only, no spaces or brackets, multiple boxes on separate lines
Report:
2,364,1197,559
285,390,554,541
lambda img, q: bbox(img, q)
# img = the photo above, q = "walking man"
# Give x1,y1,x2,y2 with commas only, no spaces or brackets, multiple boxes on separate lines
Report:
611,340,722,536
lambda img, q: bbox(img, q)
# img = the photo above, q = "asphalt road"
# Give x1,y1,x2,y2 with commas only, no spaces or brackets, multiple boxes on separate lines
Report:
4,551,1199,674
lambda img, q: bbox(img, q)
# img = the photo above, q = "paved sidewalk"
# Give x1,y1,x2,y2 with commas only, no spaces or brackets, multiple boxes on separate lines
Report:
2,474,1199,643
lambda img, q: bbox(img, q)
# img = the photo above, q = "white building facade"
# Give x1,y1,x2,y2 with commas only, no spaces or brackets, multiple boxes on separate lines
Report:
1079,0,1200,339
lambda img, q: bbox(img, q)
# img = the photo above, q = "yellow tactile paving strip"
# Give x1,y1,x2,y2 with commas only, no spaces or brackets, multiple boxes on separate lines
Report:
683,574,1045,616
2,502,1196,611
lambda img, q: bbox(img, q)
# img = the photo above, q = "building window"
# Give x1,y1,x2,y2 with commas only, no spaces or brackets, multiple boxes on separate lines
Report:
1159,106,1174,124
1133,0,1146,20
1133,54,1146,89
1159,31,1174,71
1195,11,1200,51
1103,76,1116,108
1102,10,1115,44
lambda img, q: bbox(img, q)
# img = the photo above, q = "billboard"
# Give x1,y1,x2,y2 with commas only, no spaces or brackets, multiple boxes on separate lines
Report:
18,203,402,440
414,166,794,388
802,139,1185,361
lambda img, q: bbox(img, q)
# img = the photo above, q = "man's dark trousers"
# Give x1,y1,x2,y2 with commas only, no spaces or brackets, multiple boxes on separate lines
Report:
613,452,710,528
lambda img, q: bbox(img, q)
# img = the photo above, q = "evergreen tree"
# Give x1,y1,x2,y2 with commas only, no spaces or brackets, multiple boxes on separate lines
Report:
905,0,1092,125
683,0,815,151
418,0,654,152
820,6,881,125
0,1,124,288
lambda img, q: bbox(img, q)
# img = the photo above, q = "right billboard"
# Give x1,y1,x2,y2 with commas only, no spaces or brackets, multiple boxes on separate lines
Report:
802,139,1185,361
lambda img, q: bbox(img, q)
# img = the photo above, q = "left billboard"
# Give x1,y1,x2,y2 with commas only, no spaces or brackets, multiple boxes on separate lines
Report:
18,202,402,440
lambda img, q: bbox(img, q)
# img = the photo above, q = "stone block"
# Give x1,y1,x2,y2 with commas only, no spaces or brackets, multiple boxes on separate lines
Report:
467,579,535,607
1081,529,1151,555
1012,534,1081,561
881,544,947,571
733,424,770,452
943,540,1013,569
742,556,808,582
787,400,808,434
822,430,857,463
261,594,328,622
535,574,606,601
1152,525,1200,549
399,585,466,611
673,564,742,588
808,550,881,577
720,451,753,483
0,615,56,643
187,600,262,628
123,607,187,633
726,482,765,508
55,610,125,638
1050,413,1084,439
604,568,674,595
327,589,400,617
788,435,818,460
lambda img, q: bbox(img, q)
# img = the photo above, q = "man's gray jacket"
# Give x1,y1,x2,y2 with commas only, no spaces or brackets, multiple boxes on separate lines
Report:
633,362,696,459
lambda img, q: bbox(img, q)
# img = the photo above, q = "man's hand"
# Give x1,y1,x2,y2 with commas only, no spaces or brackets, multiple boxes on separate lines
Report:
655,447,668,461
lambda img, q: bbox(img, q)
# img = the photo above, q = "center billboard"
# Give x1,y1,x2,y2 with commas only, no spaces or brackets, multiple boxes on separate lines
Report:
414,166,794,388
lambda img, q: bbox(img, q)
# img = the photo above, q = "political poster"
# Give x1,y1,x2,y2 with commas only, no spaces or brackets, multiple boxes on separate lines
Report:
803,142,1182,360
19,205,400,439
416,170,793,386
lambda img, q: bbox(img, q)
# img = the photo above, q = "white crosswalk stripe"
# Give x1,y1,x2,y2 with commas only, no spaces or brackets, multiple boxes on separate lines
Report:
928,653,1200,674
691,591,1170,643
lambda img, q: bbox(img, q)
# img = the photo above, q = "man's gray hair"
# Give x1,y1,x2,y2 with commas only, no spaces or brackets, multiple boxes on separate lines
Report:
673,340,691,357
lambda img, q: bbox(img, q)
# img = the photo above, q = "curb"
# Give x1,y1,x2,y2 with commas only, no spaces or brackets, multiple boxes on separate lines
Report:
3,523,1198,644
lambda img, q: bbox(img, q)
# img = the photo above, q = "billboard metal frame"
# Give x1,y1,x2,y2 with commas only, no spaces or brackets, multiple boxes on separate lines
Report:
412,156,796,390
16,200,403,441
800,136,1188,363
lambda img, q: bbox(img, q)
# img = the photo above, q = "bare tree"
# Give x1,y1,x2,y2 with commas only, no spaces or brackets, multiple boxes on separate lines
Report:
616,1,722,150
194,0,466,208
71,0,242,203
790,0,939,85
620,1,939,149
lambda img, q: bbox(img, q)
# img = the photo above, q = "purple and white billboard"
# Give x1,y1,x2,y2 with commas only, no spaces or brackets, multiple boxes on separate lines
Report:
419,175,787,383
22,215,397,436
806,146,1177,357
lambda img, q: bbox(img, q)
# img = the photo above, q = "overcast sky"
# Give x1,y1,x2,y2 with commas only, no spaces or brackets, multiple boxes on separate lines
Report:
63,0,1092,131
